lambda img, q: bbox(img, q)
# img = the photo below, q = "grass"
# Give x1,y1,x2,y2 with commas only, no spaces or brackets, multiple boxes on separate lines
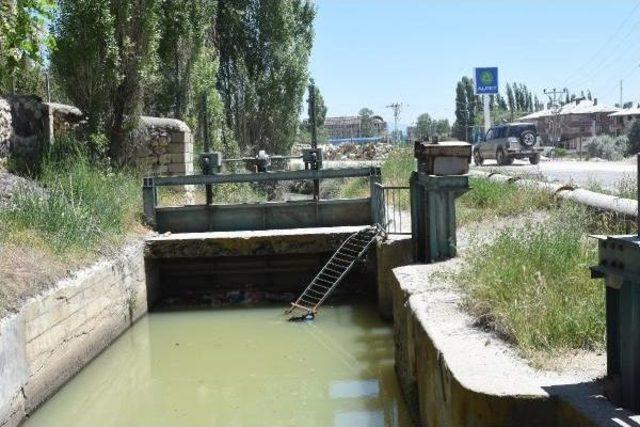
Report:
0,139,144,314
457,178,554,224
332,147,415,208
332,147,555,225
158,183,265,206
1,158,140,253
455,203,612,361
617,174,637,200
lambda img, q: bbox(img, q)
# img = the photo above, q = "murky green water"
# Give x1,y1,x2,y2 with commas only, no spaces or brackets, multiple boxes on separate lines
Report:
25,304,411,427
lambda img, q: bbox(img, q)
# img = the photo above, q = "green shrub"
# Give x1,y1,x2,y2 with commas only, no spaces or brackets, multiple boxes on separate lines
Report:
627,120,640,155
381,147,414,186
0,140,140,253
457,204,604,356
586,135,628,161
549,147,567,158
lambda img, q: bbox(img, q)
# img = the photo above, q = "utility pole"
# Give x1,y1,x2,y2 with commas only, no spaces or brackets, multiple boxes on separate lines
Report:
386,102,403,144
620,80,624,108
543,88,569,146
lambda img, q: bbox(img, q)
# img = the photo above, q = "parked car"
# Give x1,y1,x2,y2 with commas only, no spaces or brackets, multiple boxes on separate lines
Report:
473,123,543,166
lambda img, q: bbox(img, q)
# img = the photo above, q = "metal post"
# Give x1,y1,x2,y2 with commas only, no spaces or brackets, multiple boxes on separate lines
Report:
483,94,491,134
369,168,382,227
637,153,639,237
309,82,320,200
411,142,471,263
142,177,157,226
202,92,213,205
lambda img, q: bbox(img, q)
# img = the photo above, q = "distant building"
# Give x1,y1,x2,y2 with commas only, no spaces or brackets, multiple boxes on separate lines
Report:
517,99,619,149
609,106,640,136
324,115,388,142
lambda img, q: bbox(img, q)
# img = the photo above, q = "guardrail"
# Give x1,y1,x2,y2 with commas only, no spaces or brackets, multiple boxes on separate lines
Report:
373,183,411,235
142,167,382,233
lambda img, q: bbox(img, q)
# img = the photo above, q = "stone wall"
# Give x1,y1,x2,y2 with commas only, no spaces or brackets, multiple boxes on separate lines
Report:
0,97,193,178
0,245,147,427
0,96,83,166
129,116,194,176
0,98,11,157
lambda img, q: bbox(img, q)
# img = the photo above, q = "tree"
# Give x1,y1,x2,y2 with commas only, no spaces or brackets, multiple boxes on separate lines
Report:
496,93,508,110
415,113,432,140
453,77,476,141
153,0,216,121
307,79,327,129
359,107,375,137
0,0,56,95
215,0,315,154
628,120,640,155
52,0,119,136
53,0,160,162
506,83,515,121
435,119,450,138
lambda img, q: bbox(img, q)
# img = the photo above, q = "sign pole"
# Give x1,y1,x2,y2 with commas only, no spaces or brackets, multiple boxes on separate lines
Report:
474,67,498,135
483,94,491,134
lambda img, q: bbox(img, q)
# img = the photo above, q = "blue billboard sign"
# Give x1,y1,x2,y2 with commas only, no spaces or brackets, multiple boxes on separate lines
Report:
474,67,499,95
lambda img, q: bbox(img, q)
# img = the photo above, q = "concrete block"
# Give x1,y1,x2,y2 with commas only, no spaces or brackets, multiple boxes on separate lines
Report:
167,142,186,154
377,236,412,320
0,314,27,427
170,153,187,164
170,131,191,143
168,163,188,174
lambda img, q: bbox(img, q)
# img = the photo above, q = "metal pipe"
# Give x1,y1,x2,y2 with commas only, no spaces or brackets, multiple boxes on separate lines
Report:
637,153,639,237
472,170,639,220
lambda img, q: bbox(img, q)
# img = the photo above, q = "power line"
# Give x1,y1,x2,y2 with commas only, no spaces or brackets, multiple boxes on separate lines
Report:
568,22,640,90
561,0,640,87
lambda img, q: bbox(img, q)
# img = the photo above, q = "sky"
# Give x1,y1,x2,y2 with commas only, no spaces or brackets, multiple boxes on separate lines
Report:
309,0,640,129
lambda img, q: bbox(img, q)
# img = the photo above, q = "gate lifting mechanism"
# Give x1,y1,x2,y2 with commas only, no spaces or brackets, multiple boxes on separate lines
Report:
411,140,471,263
197,83,325,201
590,154,640,412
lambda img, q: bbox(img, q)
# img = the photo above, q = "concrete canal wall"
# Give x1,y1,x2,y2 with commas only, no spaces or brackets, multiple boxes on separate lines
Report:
0,245,146,427
144,226,378,308
390,262,637,427
0,227,385,426
2,222,627,426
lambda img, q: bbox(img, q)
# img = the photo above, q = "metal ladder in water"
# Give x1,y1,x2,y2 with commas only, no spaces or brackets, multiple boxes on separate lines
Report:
286,226,383,318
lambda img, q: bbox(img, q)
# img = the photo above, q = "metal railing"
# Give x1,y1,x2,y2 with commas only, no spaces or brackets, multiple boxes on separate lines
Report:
142,167,383,232
373,183,411,235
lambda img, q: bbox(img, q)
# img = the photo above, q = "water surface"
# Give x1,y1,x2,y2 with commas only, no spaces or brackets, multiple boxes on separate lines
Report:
25,304,411,427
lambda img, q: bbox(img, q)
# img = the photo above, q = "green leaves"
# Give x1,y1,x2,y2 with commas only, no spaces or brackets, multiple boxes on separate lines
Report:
0,0,56,92
217,0,316,154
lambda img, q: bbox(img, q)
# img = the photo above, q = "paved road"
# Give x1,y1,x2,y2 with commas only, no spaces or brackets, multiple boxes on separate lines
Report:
472,158,638,190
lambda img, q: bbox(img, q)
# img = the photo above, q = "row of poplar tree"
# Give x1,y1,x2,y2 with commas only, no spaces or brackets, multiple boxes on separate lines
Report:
0,0,315,163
